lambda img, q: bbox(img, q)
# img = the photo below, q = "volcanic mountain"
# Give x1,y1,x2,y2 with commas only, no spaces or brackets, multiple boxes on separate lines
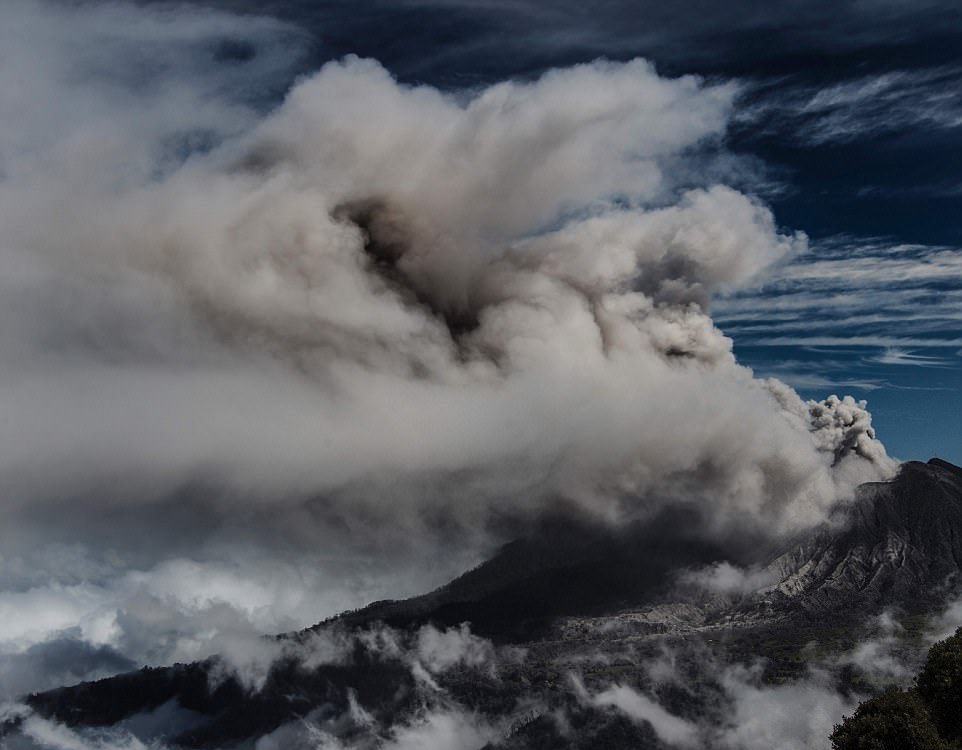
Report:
8,459,962,749
322,458,962,638
770,459,962,610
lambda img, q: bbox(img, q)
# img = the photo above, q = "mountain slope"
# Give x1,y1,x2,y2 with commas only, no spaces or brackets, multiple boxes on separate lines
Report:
771,459,962,611
330,459,962,636
326,507,772,641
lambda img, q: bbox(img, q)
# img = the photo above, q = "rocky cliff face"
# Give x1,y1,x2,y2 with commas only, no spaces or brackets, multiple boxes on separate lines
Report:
770,459,962,612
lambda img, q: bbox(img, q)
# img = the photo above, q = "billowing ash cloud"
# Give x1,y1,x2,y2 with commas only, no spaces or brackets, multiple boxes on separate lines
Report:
0,0,897,690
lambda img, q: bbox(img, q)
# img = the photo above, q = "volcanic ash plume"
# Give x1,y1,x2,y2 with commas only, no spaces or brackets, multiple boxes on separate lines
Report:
0,9,896,543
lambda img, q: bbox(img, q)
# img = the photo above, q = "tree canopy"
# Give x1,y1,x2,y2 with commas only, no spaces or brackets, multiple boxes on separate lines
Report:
831,627,962,750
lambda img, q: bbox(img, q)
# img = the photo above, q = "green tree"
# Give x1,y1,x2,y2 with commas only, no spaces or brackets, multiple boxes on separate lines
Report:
830,686,947,750
916,626,962,742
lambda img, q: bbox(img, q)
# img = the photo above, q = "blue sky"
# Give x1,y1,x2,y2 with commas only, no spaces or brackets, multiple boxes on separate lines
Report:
204,0,962,463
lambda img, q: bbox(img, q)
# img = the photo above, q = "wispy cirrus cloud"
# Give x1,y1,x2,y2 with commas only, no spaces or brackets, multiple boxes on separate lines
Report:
872,348,954,367
737,66,962,146
715,237,962,352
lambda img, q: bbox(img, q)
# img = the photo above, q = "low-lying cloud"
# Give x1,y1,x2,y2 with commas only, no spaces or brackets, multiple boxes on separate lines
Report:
11,592,962,749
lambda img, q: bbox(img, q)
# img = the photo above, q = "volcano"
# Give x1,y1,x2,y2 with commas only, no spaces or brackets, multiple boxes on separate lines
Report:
8,459,962,749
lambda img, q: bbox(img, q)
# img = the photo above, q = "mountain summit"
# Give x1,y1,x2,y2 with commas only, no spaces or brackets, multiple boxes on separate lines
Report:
771,459,962,611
